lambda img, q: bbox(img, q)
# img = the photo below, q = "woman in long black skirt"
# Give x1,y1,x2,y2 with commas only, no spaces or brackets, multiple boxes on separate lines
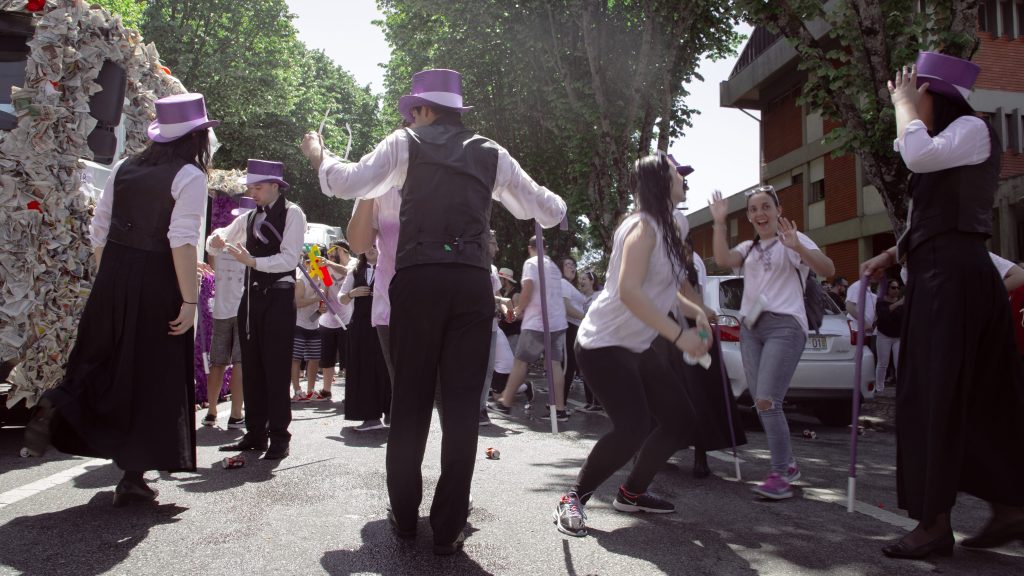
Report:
340,247,392,431
863,54,1024,559
26,93,217,506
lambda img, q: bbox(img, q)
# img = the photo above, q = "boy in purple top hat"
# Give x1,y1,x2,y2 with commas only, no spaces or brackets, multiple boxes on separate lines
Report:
301,68,566,554
209,159,307,460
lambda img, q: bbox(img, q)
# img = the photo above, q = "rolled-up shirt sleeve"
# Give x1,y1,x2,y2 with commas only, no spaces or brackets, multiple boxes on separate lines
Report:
894,116,990,174
492,147,566,228
168,165,209,248
318,130,408,200
89,159,126,248
253,203,306,273
206,215,248,255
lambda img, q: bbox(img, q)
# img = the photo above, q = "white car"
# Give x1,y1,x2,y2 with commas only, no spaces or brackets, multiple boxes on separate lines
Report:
305,222,343,247
704,275,875,426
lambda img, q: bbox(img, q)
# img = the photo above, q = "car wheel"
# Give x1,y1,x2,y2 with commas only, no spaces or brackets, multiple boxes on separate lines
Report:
814,400,853,427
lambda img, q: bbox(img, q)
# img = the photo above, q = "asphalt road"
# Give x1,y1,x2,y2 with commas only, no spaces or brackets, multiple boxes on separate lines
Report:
0,383,1021,576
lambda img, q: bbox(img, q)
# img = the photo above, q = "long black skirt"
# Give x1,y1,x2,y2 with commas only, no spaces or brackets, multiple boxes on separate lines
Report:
344,299,392,421
44,242,196,472
897,233,1024,523
656,327,747,451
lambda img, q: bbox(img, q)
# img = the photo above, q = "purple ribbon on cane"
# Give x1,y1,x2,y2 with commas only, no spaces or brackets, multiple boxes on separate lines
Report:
255,220,347,328
847,275,869,512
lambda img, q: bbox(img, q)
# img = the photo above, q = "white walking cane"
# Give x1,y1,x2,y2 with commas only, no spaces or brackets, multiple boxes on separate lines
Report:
847,275,869,512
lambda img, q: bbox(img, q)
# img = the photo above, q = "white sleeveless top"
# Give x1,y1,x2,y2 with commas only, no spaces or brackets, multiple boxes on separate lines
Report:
577,211,687,353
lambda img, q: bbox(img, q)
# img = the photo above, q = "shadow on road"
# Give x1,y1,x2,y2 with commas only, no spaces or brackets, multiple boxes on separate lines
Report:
0,492,186,576
329,427,389,448
321,518,492,575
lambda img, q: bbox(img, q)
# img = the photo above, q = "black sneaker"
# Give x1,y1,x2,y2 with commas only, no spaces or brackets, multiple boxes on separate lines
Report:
612,486,675,514
487,402,511,416
227,416,245,430
542,409,570,422
201,413,217,427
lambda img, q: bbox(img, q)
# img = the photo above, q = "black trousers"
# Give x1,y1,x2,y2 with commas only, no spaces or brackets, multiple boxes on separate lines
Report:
572,342,692,501
385,264,493,544
562,322,579,400
237,285,296,444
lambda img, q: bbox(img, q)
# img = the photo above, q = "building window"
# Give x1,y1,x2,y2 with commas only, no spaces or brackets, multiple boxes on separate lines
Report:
1003,0,1016,38
1017,0,1024,38
980,1,990,32
810,179,826,203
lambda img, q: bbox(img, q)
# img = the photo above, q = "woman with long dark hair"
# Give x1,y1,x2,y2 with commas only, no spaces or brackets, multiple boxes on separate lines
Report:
560,256,587,407
553,153,709,537
862,54,1024,559
339,246,392,432
26,94,217,505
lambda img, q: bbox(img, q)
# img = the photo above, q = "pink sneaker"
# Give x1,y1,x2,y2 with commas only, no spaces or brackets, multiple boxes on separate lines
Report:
784,461,801,483
752,473,793,500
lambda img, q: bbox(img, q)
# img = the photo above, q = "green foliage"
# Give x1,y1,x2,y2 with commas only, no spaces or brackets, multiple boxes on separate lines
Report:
92,0,147,29
378,0,739,272
137,0,383,225
736,0,981,232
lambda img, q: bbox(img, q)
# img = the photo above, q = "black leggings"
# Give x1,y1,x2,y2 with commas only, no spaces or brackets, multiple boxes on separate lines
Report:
571,343,692,501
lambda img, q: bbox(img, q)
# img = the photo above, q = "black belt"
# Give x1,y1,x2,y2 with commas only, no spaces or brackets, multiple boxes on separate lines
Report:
250,280,294,291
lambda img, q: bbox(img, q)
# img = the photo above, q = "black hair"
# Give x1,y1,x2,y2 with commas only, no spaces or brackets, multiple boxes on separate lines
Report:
631,154,687,276
136,129,211,173
411,104,463,127
561,256,577,281
929,92,975,136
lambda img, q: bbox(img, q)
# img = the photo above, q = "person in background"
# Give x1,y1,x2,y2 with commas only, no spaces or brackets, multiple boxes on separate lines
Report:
318,241,355,401
339,247,391,432
561,256,587,409
290,258,323,402
827,276,848,309
873,272,903,393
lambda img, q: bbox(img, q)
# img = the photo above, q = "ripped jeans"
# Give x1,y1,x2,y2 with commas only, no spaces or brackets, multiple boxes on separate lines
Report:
740,312,806,475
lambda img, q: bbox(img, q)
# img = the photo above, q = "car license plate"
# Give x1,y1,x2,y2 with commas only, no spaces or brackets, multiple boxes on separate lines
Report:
806,336,828,351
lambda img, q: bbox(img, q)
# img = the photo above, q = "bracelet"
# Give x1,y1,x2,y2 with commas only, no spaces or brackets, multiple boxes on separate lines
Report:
182,300,197,305
672,326,684,345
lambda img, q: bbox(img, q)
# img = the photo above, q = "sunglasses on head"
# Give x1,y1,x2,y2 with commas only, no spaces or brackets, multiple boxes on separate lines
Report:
745,184,779,204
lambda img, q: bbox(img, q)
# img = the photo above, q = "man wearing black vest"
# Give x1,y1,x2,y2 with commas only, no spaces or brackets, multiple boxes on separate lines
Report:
210,159,306,460
302,69,565,554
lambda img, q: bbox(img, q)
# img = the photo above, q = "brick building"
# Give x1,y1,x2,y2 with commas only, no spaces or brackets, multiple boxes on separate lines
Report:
687,2,1024,281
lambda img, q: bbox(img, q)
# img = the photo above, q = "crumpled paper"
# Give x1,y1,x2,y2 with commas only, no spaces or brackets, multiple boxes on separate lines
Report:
1,2,187,408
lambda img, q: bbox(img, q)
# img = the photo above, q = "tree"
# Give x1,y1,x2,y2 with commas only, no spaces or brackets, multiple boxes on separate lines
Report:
94,0,147,28
736,0,981,234
378,0,739,272
139,0,382,225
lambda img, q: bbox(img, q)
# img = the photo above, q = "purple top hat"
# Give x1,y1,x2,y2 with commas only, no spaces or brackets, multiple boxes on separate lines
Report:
398,69,474,123
238,159,290,190
915,51,980,106
667,154,694,177
230,196,257,217
148,93,220,143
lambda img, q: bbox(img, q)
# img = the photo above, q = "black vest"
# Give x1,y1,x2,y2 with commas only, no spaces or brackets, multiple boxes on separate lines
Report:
245,197,296,290
395,124,499,271
905,121,1001,254
106,157,188,252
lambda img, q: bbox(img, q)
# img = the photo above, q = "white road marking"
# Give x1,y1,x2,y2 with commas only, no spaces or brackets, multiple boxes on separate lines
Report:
0,459,107,509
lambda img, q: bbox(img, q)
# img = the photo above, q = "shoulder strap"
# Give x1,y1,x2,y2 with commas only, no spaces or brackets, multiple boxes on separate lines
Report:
739,236,761,271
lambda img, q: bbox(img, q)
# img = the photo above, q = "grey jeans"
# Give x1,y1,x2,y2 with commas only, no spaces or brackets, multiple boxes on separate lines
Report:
740,312,806,475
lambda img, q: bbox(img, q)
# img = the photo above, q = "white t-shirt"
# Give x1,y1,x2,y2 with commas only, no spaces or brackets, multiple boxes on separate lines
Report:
210,250,246,320
295,271,322,330
735,232,820,332
578,213,685,353
319,259,356,329
692,250,708,295
845,279,878,334
490,265,502,332
561,278,587,327
520,256,567,332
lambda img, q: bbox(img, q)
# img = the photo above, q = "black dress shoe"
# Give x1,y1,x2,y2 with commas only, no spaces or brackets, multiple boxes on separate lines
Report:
112,480,159,507
961,518,1024,549
263,443,289,460
692,459,711,479
218,437,268,452
388,508,416,540
23,398,54,457
882,532,954,559
433,532,465,556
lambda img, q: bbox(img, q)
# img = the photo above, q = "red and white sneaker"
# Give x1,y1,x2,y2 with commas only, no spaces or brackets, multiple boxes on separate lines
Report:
291,390,312,402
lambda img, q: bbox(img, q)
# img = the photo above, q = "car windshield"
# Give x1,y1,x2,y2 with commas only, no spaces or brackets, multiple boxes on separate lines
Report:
717,277,842,314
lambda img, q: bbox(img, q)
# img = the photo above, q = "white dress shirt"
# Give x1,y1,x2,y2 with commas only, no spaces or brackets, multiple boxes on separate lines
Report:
894,116,990,173
90,159,208,248
206,196,307,280
318,128,566,228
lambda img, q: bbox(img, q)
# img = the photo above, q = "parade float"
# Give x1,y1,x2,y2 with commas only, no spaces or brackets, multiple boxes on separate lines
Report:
0,0,187,423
